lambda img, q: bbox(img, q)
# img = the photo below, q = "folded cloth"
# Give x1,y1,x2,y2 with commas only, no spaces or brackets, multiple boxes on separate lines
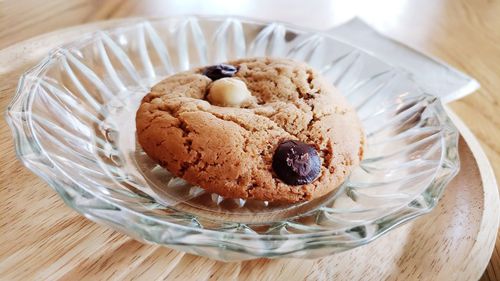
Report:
328,18,479,103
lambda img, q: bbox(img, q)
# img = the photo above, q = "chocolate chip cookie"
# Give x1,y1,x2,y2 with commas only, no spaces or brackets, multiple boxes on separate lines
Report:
136,57,364,203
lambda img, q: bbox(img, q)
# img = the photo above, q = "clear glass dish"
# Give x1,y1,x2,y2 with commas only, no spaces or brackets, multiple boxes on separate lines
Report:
6,16,459,261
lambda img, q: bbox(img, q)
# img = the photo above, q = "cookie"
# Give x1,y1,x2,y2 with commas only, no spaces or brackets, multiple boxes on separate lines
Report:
136,57,364,203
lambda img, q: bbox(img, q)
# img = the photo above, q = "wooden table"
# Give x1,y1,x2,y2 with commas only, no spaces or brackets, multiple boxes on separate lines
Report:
0,0,498,280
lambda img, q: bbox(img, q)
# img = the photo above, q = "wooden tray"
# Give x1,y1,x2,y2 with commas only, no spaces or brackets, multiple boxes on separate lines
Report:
0,22,498,281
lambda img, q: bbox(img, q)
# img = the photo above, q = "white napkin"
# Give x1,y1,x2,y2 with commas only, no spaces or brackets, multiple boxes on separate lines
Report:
328,18,479,103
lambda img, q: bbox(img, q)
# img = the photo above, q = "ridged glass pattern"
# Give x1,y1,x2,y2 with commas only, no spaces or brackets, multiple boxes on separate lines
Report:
6,17,459,261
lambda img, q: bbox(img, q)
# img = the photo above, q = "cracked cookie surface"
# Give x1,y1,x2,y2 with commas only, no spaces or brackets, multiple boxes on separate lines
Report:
136,57,364,203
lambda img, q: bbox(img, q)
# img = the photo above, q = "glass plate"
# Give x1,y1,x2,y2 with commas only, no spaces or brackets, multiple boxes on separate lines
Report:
6,16,459,261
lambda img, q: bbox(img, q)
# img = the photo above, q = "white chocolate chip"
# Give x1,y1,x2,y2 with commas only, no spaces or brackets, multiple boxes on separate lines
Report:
151,98,163,105
207,78,252,107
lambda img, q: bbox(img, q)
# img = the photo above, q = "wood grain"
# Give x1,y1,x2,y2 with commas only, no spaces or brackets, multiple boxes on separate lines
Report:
0,0,498,280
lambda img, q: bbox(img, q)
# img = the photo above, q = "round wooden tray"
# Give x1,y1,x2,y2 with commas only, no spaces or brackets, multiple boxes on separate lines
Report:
0,21,498,280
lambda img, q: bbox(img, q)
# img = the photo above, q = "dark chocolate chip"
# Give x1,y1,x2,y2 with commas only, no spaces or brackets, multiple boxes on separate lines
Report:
272,140,321,185
202,64,238,81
